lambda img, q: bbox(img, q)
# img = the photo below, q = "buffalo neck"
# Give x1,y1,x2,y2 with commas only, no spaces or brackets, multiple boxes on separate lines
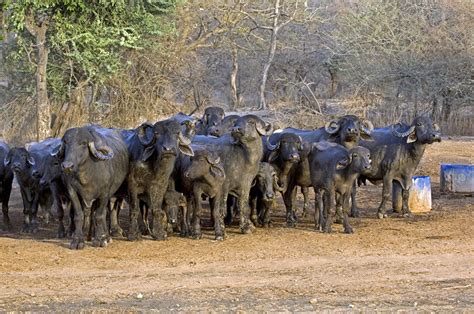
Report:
236,136,263,164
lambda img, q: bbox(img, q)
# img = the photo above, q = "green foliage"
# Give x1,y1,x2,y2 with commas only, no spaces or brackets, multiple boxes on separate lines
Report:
4,0,177,100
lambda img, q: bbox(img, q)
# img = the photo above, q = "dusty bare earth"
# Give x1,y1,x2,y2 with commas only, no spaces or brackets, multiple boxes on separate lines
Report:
0,138,473,311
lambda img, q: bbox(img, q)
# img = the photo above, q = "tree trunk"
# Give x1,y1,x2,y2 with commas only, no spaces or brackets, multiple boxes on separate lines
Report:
230,45,239,110
24,13,51,140
35,23,51,140
258,0,280,110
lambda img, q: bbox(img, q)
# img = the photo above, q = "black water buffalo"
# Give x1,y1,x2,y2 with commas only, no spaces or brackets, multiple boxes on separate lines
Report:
249,162,283,228
270,115,373,226
192,115,273,234
125,119,194,241
170,112,198,139
4,139,57,233
175,147,226,239
163,190,187,234
40,148,75,238
53,125,129,249
195,106,225,135
310,142,371,233
207,114,240,137
0,141,14,229
358,114,441,218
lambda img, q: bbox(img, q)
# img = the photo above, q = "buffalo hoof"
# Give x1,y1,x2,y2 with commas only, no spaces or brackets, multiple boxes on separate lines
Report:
110,227,125,238
2,222,12,232
240,223,255,234
224,216,233,226
151,231,167,241
344,226,354,234
180,229,189,238
377,212,387,219
127,231,141,241
192,232,202,240
69,238,85,250
215,234,224,241
350,209,360,218
401,212,413,218
92,237,108,248
286,220,296,228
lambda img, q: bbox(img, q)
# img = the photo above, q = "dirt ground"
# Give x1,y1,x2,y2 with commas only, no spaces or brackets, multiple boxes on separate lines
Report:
0,138,473,311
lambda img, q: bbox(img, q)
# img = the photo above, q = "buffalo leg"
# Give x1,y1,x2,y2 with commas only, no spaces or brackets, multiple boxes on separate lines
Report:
392,180,403,214
19,188,30,233
301,186,309,218
210,195,224,240
149,187,167,241
191,189,202,239
323,188,335,233
377,176,393,219
350,182,359,217
239,194,255,234
68,187,85,250
179,202,189,237
29,195,40,233
2,182,12,230
92,197,110,248
283,184,297,227
401,188,412,218
314,188,323,231
109,198,124,237
127,185,141,241
342,192,353,234
249,194,259,227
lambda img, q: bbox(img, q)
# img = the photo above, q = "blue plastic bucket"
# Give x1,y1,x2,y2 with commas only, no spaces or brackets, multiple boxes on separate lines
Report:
409,176,432,212
440,164,474,193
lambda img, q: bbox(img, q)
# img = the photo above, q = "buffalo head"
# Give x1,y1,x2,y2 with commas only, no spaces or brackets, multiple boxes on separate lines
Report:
4,147,35,174
140,119,194,162
55,127,114,174
392,114,441,144
231,115,273,143
184,148,225,180
325,115,374,145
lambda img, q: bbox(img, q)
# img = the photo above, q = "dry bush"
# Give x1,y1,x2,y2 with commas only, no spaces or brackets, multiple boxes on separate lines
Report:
0,98,37,145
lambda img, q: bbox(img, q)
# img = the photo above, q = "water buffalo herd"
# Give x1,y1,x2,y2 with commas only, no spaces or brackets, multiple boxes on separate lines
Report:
0,107,441,249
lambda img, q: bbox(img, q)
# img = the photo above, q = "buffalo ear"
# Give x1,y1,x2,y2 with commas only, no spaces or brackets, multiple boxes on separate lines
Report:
268,150,279,163
179,144,194,157
360,132,374,141
407,131,417,143
210,164,225,178
27,154,36,166
4,154,11,166
142,146,155,161
336,158,350,170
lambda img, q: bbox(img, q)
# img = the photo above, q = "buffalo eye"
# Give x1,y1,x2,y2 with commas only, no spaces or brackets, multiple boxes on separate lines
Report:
352,153,358,158
416,122,422,127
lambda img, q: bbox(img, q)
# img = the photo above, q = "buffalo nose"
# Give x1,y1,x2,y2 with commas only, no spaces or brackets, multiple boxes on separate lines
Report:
266,192,275,199
290,153,299,161
232,126,241,133
348,127,356,133
170,218,177,224
32,170,40,178
40,179,47,186
13,162,21,169
61,161,74,172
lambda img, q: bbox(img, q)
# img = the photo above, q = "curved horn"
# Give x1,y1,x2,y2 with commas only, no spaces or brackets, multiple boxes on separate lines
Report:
137,123,155,146
325,120,340,134
50,142,64,157
361,119,374,133
273,175,285,192
265,137,279,151
391,123,415,138
178,131,192,146
88,142,114,160
256,121,273,136
205,152,220,165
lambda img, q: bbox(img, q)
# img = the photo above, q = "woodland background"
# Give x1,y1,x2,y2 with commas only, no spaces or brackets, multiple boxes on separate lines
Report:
0,0,472,144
